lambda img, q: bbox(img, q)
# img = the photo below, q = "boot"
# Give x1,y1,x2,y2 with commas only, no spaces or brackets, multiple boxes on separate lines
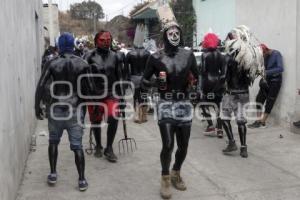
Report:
141,106,148,123
222,140,238,153
160,175,172,199
171,170,187,191
134,106,142,124
94,145,103,158
240,146,248,158
104,147,118,163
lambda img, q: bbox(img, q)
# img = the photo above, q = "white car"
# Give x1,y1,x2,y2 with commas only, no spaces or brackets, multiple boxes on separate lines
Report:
193,51,203,67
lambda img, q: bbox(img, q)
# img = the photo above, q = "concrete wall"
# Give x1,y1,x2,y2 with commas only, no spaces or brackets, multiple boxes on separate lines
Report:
193,0,236,44
193,0,299,124
292,0,300,131
42,4,60,44
0,0,43,200
236,0,298,124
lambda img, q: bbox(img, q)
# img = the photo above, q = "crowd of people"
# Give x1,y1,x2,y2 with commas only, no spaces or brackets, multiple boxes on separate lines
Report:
35,21,284,199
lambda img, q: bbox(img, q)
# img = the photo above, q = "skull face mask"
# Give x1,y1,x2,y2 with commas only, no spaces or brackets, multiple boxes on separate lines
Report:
75,39,85,50
166,26,180,47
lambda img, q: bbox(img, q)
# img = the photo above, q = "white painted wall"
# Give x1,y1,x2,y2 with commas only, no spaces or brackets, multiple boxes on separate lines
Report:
43,4,60,43
0,0,43,200
236,0,298,124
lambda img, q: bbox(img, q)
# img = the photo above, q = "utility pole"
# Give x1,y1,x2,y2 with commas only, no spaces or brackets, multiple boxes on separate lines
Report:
93,12,97,34
93,0,97,35
48,0,54,46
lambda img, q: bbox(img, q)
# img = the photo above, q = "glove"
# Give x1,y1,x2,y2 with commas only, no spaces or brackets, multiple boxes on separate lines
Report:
259,78,269,91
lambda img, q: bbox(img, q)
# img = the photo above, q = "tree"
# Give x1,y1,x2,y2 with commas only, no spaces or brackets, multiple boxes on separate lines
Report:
129,1,150,17
170,0,196,47
59,11,105,36
70,0,104,20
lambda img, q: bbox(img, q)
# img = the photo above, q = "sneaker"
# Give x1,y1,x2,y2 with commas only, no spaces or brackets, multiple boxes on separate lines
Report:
248,121,267,129
204,125,216,137
240,146,248,158
222,141,238,154
260,122,267,129
104,148,118,163
217,129,223,139
78,179,88,191
94,145,103,158
248,121,261,129
47,173,57,185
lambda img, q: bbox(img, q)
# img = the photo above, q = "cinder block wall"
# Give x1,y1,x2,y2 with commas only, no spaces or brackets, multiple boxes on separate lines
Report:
0,0,43,200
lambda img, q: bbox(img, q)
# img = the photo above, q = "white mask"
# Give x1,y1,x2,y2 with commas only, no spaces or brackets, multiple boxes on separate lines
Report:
166,26,180,47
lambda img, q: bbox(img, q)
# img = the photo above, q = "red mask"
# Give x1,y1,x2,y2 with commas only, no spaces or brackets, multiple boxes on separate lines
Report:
96,32,112,49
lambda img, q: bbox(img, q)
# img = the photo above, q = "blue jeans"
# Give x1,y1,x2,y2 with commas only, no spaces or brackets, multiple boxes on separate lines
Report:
48,107,84,150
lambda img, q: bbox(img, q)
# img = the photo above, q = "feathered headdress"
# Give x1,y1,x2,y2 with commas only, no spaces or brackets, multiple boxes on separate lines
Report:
225,25,265,84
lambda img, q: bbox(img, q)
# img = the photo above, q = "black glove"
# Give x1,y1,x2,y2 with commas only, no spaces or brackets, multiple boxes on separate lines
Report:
259,78,269,91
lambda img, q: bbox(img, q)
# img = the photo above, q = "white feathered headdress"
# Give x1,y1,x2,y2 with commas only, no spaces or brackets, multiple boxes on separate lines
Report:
225,25,265,84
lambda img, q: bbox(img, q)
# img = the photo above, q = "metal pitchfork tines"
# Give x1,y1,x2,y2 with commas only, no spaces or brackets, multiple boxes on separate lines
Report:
85,128,96,155
118,104,137,154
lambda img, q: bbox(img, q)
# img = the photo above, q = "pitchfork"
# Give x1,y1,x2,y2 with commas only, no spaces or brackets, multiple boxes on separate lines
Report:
118,99,137,154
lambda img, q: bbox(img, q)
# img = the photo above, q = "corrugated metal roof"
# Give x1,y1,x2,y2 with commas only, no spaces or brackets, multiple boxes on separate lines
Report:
131,1,159,20
132,8,157,20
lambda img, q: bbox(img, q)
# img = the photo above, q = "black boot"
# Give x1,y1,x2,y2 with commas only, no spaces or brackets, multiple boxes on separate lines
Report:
238,124,248,158
104,147,118,163
94,145,103,158
104,117,118,163
240,146,248,158
222,140,238,153
92,127,103,158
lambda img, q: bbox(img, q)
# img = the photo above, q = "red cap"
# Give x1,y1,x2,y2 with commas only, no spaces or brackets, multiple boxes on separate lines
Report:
260,43,270,54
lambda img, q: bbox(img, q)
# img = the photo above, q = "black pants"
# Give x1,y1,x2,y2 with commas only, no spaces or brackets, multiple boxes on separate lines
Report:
159,123,191,175
201,94,223,129
256,79,281,114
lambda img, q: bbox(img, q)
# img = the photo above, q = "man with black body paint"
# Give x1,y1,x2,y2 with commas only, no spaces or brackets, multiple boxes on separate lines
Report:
221,57,251,158
199,33,228,138
141,22,199,199
35,33,91,191
126,46,150,123
84,31,122,163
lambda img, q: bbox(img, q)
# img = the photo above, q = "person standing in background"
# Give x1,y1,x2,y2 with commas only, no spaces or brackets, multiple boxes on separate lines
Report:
248,44,284,128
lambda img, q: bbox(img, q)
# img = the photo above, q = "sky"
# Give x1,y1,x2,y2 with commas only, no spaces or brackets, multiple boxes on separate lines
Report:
43,0,144,20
